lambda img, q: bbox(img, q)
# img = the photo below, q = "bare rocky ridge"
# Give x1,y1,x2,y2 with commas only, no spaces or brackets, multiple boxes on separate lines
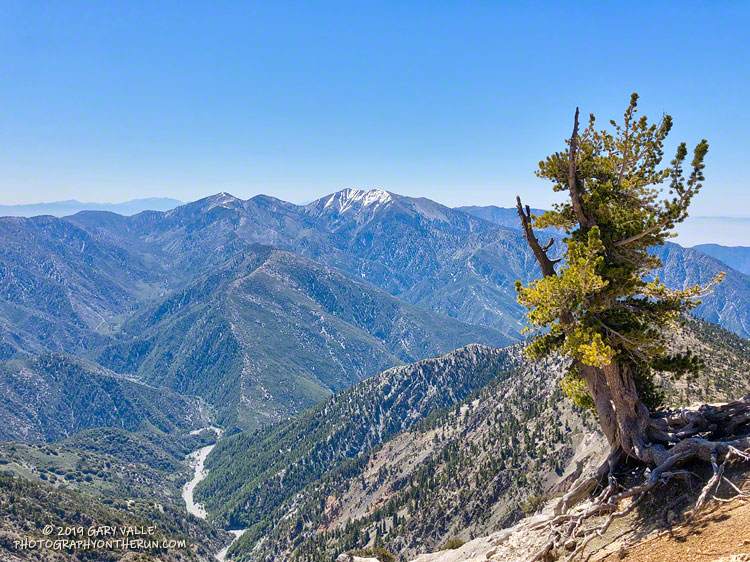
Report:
407,461,750,562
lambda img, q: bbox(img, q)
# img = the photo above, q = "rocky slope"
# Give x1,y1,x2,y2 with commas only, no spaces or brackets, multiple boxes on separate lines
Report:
651,244,750,338
209,319,750,562
407,450,750,562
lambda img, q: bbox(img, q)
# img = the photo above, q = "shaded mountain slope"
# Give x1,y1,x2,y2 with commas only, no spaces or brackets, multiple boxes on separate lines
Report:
0,353,208,442
96,247,512,429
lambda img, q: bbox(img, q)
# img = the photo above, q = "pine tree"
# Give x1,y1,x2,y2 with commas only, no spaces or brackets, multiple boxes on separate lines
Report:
516,94,750,513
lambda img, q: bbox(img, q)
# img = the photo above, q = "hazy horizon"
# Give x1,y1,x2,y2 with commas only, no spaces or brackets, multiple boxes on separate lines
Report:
2,190,748,247
3,190,750,219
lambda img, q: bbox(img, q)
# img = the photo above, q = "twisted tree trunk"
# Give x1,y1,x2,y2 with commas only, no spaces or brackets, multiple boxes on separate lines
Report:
516,101,750,560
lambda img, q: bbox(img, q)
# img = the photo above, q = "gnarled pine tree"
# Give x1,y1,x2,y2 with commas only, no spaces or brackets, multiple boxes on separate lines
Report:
516,94,750,558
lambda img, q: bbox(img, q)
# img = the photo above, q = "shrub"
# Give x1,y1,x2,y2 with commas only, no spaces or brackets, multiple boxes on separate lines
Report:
441,538,465,550
348,547,396,562
521,493,548,515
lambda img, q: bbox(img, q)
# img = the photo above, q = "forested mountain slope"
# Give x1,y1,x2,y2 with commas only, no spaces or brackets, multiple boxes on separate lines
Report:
0,473,227,562
206,319,750,562
95,247,511,429
0,353,208,442
196,345,514,532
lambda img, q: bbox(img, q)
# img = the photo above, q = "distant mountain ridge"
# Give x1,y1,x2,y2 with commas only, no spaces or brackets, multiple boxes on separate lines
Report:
459,204,750,339
456,204,547,230
675,216,750,247
694,243,750,275
0,197,182,217
65,190,556,338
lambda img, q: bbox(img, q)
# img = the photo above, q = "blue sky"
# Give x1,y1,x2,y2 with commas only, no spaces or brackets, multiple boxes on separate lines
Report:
1,1,748,218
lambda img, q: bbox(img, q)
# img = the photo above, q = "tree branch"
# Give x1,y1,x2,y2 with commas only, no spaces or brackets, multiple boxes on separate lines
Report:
613,185,693,247
614,140,706,248
516,196,558,278
567,107,592,228
617,110,632,187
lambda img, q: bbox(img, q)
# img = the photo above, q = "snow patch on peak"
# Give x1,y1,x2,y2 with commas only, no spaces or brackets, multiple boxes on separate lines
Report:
214,192,239,202
206,192,242,211
323,189,393,213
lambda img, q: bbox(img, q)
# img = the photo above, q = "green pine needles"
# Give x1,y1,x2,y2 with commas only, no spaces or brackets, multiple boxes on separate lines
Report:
516,93,722,411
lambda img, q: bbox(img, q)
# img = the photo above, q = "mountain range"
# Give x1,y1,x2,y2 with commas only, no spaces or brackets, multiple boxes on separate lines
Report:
694,243,750,275
1,189,749,435
0,189,749,562
0,197,183,217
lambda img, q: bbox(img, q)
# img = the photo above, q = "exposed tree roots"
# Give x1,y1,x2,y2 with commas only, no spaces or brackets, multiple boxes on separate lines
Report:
526,396,750,562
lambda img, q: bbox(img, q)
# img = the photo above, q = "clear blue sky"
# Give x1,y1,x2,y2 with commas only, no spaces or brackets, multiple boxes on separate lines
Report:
1,1,748,216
